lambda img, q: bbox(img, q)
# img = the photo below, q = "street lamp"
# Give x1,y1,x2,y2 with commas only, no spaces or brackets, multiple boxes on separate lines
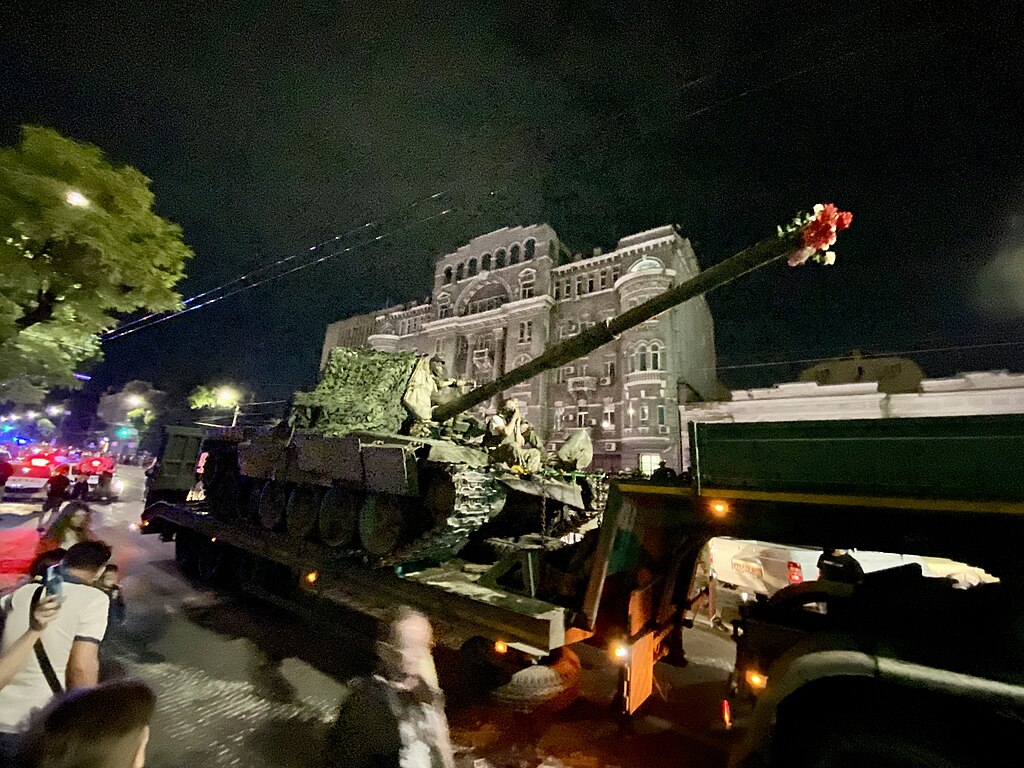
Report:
65,190,90,207
215,387,242,427
126,395,145,408
46,406,65,417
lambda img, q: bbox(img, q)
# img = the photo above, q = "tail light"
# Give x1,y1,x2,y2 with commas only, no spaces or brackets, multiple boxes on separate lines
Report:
721,699,732,729
787,561,803,584
90,459,103,468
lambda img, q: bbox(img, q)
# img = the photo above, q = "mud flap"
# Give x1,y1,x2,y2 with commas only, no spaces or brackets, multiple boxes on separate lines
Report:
626,629,656,714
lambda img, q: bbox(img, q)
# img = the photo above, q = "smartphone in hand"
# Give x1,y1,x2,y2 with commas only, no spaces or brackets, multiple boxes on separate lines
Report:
44,565,63,598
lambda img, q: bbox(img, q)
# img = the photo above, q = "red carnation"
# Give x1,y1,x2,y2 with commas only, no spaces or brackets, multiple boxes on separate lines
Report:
837,210,853,231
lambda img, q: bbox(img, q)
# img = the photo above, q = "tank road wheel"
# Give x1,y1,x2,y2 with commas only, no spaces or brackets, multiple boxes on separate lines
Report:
319,488,361,547
286,486,322,539
421,469,457,528
359,494,408,557
258,481,289,531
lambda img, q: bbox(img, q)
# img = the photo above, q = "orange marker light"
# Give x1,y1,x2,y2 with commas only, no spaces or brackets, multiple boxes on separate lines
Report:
721,699,733,729
494,640,508,654
305,571,319,584
709,500,730,519
744,669,768,691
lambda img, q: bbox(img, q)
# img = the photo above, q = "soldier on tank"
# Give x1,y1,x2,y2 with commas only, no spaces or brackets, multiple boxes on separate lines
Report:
484,398,543,473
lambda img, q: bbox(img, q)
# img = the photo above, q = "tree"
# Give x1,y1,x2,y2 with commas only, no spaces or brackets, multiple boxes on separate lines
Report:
189,383,245,427
34,416,56,440
0,126,192,403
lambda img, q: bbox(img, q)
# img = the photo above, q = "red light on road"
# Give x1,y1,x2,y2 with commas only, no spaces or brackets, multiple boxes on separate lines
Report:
721,699,732,729
90,459,102,468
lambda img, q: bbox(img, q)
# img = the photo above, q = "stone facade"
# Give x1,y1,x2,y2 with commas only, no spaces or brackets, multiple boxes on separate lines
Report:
321,224,717,471
679,369,1024,470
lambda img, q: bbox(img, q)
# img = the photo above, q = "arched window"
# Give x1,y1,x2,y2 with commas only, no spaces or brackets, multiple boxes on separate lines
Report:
468,258,478,277
437,294,452,319
524,239,536,260
649,341,662,370
482,253,492,271
456,263,465,281
510,244,521,264
519,269,536,300
443,266,453,284
495,249,506,269
631,343,649,373
463,282,511,316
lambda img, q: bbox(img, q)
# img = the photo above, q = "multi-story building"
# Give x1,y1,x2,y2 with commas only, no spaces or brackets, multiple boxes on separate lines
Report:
321,224,717,472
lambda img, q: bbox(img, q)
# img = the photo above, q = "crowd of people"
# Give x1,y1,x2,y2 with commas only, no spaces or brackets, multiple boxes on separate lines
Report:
0,533,150,768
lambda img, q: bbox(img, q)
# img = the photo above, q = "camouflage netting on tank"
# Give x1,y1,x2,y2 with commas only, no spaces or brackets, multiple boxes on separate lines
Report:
291,347,418,435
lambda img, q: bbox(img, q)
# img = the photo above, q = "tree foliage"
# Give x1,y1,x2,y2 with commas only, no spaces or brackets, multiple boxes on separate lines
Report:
0,126,192,402
188,384,244,410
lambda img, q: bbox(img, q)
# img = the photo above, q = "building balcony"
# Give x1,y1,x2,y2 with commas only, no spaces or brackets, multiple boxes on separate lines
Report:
624,370,665,386
567,376,598,393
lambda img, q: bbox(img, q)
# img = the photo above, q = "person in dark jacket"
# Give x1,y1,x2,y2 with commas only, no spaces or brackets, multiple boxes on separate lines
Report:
817,547,865,584
37,467,71,533
323,606,455,768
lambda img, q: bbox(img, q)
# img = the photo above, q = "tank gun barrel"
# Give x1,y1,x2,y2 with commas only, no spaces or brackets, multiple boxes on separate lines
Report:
433,228,800,422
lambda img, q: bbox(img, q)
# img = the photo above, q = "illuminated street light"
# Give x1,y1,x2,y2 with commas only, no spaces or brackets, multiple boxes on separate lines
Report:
215,387,242,427
46,406,65,417
25,411,37,420
65,190,90,207
126,394,145,408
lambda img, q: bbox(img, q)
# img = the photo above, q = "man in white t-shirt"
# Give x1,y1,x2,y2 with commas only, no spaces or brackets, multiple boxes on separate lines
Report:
0,541,112,761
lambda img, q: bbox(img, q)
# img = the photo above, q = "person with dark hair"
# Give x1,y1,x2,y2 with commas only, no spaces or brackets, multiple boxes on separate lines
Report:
27,551,66,581
37,502,96,555
0,541,112,760
97,565,126,627
323,606,455,768
37,467,72,533
817,547,865,584
18,680,155,768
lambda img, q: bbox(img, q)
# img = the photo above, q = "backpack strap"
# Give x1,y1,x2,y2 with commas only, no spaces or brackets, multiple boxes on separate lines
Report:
30,586,64,695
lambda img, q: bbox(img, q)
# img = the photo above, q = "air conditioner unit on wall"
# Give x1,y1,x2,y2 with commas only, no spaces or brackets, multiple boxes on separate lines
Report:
599,377,611,385
604,442,617,451
659,426,670,434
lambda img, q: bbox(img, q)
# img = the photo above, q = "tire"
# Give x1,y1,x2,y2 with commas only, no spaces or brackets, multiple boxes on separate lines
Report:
196,541,232,585
490,647,581,713
174,531,199,578
791,722,964,768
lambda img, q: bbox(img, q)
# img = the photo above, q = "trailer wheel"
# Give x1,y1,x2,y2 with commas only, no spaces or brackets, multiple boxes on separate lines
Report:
490,647,580,713
174,531,199,578
319,488,360,547
359,494,407,556
196,540,232,585
286,486,321,539
258,481,289,531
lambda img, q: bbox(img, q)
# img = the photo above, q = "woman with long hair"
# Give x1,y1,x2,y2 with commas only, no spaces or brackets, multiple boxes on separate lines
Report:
37,502,96,555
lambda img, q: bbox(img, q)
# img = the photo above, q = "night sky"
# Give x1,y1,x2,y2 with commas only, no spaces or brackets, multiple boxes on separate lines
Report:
3,0,1023,409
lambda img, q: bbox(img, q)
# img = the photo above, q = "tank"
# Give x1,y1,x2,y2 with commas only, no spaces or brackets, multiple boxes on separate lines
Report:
197,214,823,567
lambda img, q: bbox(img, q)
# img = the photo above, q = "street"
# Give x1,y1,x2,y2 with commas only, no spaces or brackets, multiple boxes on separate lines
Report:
1,466,738,768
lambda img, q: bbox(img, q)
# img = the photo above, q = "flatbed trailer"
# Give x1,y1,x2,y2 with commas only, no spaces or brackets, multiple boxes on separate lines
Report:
145,500,578,656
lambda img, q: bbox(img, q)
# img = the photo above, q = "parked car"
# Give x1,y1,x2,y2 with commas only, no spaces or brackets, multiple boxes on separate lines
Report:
2,454,55,500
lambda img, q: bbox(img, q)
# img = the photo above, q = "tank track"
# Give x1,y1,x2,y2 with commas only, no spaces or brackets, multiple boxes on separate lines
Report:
382,466,507,565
